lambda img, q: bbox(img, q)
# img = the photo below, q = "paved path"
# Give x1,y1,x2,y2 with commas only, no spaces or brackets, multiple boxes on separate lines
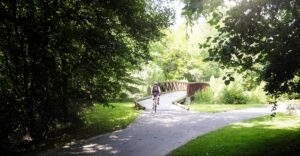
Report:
43,91,280,156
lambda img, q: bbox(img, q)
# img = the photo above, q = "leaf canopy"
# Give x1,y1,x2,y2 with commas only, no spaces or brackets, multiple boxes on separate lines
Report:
0,0,173,153
183,0,300,95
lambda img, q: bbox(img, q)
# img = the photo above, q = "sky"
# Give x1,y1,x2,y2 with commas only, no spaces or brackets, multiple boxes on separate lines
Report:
170,0,186,29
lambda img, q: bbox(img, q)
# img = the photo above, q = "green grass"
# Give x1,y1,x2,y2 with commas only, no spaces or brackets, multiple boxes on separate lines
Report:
38,102,140,152
78,102,140,137
168,113,300,156
189,103,267,112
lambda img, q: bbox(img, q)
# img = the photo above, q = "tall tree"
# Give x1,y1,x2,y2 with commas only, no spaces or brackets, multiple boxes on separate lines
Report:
0,0,173,153
183,0,300,96
147,23,220,82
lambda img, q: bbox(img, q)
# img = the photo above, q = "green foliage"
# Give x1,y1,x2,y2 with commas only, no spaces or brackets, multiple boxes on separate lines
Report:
132,62,166,95
182,0,224,23
220,85,248,104
168,113,300,156
285,93,300,100
161,49,186,80
0,0,172,153
245,84,268,104
184,0,300,96
139,22,220,85
208,76,268,104
193,88,214,104
114,77,145,102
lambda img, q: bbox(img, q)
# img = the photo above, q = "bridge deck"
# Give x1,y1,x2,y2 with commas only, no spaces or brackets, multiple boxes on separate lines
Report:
138,91,186,111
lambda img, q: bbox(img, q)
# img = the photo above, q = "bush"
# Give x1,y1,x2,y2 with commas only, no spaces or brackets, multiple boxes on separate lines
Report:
220,87,248,104
245,85,268,104
194,88,214,104
206,76,268,104
286,93,300,100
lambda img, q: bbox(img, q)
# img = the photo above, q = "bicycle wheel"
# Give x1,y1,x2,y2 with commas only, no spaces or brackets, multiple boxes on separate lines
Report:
154,100,157,112
153,97,157,113
153,99,155,111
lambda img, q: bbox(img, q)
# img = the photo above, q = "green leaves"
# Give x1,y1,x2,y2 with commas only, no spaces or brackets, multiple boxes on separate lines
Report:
184,0,300,95
0,0,173,153
222,73,235,85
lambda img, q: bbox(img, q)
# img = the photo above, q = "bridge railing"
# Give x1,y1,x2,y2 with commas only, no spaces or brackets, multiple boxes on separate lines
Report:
158,81,187,92
135,81,209,108
158,81,209,97
186,82,209,97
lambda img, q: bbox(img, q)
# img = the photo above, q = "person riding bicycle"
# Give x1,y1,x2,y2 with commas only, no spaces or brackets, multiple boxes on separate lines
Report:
151,82,161,105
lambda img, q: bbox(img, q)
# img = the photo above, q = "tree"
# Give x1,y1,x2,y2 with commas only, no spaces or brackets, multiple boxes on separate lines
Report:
183,0,300,96
0,0,173,153
146,23,220,82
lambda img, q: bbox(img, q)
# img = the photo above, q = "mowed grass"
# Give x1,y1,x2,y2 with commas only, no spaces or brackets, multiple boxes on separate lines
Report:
42,102,140,151
189,103,268,112
168,113,300,156
75,102,140,138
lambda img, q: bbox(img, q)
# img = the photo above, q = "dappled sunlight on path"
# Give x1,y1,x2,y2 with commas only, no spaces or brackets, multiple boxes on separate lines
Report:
42,91,278,156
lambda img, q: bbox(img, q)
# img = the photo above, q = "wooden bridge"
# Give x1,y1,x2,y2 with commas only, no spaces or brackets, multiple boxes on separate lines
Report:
158,81,209,97
134,81,209,110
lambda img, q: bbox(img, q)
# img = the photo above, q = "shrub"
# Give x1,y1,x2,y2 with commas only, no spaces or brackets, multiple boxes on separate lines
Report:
286,93,300,100
245,85,268,104
220,87,248,104
193,88,214,104
207,76,268,104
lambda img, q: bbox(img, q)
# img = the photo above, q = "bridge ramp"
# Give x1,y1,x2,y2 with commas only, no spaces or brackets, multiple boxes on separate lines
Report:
138,91,186,111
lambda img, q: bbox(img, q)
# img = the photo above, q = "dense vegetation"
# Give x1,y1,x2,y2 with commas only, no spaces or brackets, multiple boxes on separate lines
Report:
183,0,300,97
1,0,299,154
135,19,221,95
0,0,172,154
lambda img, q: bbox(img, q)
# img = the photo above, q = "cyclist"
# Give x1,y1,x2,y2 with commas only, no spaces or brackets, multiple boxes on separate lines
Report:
151,82,161,105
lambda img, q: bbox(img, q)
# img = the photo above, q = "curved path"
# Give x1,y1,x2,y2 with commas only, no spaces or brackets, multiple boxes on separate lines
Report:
43,91,277,156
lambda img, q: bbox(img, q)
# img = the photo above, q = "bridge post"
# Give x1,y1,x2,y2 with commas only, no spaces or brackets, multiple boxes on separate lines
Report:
185,97,191,104
186,82,209,104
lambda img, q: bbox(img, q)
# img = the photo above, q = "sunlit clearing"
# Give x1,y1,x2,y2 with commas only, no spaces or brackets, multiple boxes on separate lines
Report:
233,116,300,130
233,122,256,128
259,120,300,130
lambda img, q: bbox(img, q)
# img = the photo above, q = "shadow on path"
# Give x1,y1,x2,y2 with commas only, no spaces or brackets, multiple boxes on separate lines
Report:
42,91,277,156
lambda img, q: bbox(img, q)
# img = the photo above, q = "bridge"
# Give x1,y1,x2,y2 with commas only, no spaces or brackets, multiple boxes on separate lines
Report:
157,81,209,97
135,82,209,110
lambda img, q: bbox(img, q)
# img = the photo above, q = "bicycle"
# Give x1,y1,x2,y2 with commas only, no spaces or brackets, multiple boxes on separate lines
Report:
153,96,159,112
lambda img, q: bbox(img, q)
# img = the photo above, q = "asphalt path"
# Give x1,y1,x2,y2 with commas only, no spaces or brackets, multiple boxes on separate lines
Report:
42,91,280,156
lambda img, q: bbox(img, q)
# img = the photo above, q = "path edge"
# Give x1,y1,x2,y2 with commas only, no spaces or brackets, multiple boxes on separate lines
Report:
172,96,190,111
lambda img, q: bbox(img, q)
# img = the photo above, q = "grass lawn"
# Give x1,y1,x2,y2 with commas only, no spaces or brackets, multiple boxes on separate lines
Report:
39,102,140,152
168,113,300,156
77,102,140,137
189,103,268,112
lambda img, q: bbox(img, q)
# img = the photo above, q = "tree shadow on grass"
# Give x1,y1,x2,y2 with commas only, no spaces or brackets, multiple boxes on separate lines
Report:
221,116,300,156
